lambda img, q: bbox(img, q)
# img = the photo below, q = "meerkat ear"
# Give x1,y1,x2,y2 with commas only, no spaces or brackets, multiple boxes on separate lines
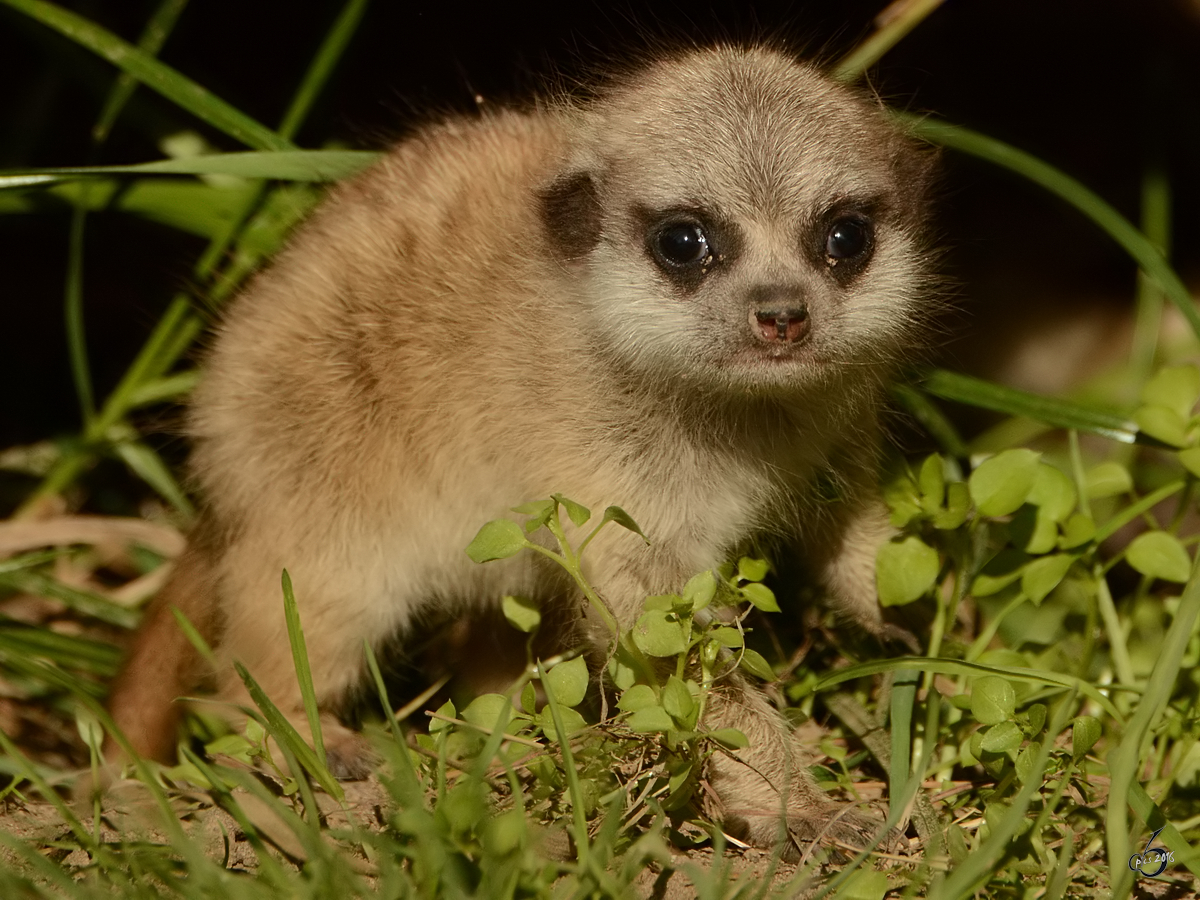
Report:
539,170,602,260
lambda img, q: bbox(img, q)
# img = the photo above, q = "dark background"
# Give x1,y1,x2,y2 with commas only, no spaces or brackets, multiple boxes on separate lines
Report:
2,0,1199,452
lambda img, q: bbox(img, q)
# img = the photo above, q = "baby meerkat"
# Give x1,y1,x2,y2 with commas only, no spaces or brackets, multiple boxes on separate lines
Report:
107,45,937,854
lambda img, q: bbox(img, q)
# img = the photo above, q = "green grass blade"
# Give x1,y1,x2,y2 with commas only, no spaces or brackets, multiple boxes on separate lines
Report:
833,0,946,81
60,0,192,432
0,570,139,628
111,437,195,517
177,748,292,887
1093,479,1185,543
1129,164,1171,391
277,0,371,141
900,114,1200,341
817,655,1126,723
93,0,190,142
0,150,379,186
0,625,121,676
170,606,217,669
17,293,196,516
538,659,591,869
234,661,343,801
1126,781,1200,879
64,203,93,424
920,369,1140,444
887,669,919,823
0,549,62,577
1105,552,1200,899
125,370,199,408
281,569,326,768
0,0,293,152
891,381,970,458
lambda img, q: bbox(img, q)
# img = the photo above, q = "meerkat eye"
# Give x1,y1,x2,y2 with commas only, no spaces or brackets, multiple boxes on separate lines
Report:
824,216,873,265
651,220,712,270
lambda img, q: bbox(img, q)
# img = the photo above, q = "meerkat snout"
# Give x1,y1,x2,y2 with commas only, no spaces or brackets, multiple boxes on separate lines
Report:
106,44,940,858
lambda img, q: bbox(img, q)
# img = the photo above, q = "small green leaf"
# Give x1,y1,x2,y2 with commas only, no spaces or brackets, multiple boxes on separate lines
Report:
1009,505,1058,555
486,808,527,856
737,557,770,582
161,760,212,789
539,705,587,741
521,682,537,715
633,609,689,657
462,694,511,730
1084,461,1133,498
1142,364,1200,417
1027,464,1077,523
740,582,780,613
642,594,676,611
662,675,696,724
617,684,657,712
1023,703,1047,736
933,481,971,529
466,519,527,562
1059,513,1096,549
968,449,1040,517
600,506,649,543
710,627,744,648
205,734,254,760
884,475,922,528
968,731,983,765
551,494,591,527
838,868,890,900
627,705,676,734
1013,745,1036,782
1020,554,1074,604
1180,447,1200,478
918,453,947,512
979,720,1023,754
971,676,1016,725
738,648,776,681
542,655,589,708
1072,716,1101,762
1135,405,1189,448
972,548,1030,596
876,535,939,606
972,571,1021,597
1127,531,1193,582
682,570,717,611
501,595,541,633
608,640,639,690
667,760,695,798
512,499,555,533
708,728,749,750
429,699,456,733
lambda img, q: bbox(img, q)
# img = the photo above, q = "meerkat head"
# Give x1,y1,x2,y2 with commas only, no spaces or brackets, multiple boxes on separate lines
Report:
540,46,938,397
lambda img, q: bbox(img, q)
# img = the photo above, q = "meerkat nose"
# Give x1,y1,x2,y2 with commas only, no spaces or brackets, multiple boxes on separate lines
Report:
754,305,809,343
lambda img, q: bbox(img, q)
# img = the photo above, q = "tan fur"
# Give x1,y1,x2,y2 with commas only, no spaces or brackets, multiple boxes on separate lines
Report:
107,47,937,853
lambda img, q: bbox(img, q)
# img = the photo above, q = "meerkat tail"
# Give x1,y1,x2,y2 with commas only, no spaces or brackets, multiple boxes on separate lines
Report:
105,539,222,764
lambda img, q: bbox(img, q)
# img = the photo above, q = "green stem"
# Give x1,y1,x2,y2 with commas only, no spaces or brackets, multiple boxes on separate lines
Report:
1094,479,1185,543
900,115,1200,342
1095,568,1135,688
833,0,946,82
966,593,1027,661
1129,164,1171,393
